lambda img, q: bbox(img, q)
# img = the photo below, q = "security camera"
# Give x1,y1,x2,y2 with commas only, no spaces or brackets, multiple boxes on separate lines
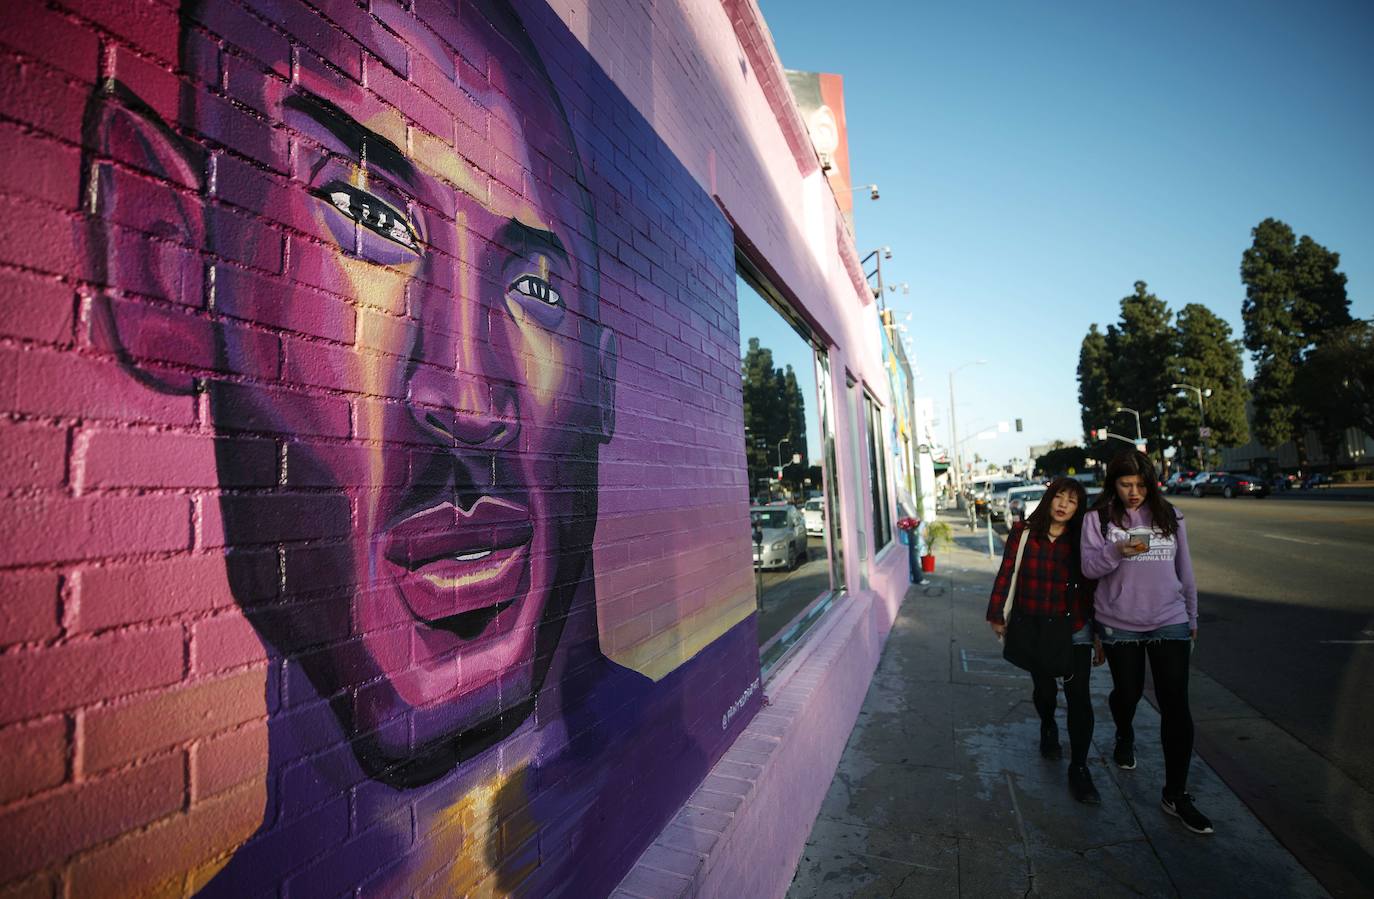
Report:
870,185,880,201
883,246,892,260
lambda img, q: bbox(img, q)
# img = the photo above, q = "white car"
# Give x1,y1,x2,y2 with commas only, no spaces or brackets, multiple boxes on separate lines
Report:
1005,485,1047,523
986,479,1029,521
802,498,825,536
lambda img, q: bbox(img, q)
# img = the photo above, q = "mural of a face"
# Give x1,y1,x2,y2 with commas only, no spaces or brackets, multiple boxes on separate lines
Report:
95,0,615,786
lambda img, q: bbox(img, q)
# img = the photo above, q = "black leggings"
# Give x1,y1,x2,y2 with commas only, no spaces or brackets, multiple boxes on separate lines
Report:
1030,644,1094,765
1104,639,1194,795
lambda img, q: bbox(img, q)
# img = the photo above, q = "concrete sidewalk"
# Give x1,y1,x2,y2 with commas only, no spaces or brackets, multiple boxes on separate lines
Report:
786,517,1328,898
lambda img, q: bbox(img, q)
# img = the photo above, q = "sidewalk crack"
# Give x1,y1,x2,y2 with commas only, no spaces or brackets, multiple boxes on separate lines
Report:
889,864,918,897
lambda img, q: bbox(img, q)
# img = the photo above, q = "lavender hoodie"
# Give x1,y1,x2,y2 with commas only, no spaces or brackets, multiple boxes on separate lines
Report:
1081,505,1198,632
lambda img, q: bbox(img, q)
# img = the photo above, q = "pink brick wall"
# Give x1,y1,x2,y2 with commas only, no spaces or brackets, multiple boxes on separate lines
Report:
0,0,898,895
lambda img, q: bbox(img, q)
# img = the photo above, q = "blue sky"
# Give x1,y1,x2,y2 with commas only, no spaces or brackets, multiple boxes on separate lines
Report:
757,0,1374,466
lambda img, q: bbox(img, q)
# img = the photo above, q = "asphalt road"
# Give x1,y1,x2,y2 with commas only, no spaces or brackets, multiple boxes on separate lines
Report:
1175,494,1374,787
1154,494,1374,897
755,535,832,648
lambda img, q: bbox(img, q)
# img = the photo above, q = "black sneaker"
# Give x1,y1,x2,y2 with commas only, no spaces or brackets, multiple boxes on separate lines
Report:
1068,764,1101,805
1113,737,1136,770
1039,723,1062,760
1162,792,1214,834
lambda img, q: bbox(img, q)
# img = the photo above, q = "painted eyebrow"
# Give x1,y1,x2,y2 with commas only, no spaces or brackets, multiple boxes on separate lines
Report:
283,91,419,189
496,218,568,262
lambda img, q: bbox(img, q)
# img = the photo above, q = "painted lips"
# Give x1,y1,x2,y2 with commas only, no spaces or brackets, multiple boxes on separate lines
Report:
383,497,534,635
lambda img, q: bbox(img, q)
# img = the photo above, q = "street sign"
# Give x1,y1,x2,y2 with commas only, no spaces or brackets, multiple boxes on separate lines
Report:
1198,427,1212,438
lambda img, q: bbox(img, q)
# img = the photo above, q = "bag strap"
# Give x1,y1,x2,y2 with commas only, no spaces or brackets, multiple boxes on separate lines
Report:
1000,527,1032,622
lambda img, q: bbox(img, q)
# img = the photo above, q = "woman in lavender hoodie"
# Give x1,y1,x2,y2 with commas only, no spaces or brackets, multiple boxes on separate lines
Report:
1082,450,1213,835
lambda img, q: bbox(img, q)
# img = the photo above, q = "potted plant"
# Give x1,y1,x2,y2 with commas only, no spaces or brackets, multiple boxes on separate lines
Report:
922,520,953,573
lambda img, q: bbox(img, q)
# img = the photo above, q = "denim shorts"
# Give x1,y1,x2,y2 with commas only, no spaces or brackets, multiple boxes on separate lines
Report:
1097,621,1192,644
1071,625,1096,646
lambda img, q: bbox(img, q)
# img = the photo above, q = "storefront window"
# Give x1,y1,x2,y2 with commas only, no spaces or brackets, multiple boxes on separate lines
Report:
865,392,893,550
735,266,839,670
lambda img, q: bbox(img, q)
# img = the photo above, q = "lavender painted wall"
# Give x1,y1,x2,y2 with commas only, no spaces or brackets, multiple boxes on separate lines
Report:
0,0,785,894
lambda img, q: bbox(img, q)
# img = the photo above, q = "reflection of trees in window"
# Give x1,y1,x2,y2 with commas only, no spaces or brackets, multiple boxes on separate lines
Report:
742,337,808,498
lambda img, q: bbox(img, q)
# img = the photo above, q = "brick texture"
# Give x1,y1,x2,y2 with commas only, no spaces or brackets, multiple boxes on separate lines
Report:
0,0,886,894
80,669,266,773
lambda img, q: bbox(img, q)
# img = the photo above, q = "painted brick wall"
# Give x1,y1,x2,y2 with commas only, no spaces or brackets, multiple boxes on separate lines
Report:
0,0,889,895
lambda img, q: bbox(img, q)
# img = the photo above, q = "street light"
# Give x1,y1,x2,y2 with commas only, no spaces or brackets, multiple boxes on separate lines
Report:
776,436,791,470
838,183,881,201
1171,383,1213,466
860,246,893,305
1114,406,1143,444
948,360,987,497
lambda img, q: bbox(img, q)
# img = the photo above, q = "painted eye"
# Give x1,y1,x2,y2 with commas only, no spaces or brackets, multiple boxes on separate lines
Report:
314,181,420,252
510,274,562,306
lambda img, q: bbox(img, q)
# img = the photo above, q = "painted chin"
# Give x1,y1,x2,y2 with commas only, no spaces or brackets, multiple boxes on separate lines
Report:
353,519,554,754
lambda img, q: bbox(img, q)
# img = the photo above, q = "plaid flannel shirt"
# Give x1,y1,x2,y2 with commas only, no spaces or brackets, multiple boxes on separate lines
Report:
986,523,1093,632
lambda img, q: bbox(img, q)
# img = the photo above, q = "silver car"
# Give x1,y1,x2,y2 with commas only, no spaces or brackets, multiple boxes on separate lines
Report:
986,479,1029,521
1005,485,1047,523
751,505,808,570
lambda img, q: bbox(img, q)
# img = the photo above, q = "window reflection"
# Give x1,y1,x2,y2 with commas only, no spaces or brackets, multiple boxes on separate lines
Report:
736,270,838,662
866,393,893,549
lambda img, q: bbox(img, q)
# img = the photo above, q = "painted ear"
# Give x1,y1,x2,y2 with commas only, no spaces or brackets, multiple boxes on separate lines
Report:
597,327,618,441
83,80,208,395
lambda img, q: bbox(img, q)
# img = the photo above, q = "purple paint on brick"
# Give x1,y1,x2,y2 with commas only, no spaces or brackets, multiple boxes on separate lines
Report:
51,0,766,894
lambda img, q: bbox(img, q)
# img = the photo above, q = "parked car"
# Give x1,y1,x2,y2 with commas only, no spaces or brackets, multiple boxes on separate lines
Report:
1005,485,1047,523
750,505,808,569
1303,472,1333,489
1189,471,1228,497
968,479,996,517
1195,473,1268,498
1164,470,1199,494
802,497,826,536
986,479,1029,521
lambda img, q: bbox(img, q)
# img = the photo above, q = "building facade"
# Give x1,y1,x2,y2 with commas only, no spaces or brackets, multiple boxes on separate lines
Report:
0,0,910,895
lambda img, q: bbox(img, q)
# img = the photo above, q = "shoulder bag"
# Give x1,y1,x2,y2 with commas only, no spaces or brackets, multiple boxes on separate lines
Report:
1000,528,1075,678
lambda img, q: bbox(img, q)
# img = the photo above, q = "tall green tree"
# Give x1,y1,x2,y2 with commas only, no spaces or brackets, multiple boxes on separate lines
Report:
741,339,807,497
1077,324,1114,443
1294,321,1374,461
1170,304,1249,467
780,365,808,469
1104,281,1176,456
1240,218,1351,452
1036,443,1089,477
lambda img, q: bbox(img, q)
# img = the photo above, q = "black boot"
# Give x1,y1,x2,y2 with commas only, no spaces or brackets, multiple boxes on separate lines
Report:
1068,764,1101,804
1113,736,1136,770
1039,721,1062,760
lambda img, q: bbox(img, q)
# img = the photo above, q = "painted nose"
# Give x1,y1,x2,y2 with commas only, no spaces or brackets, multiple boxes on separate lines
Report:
408,368,519,449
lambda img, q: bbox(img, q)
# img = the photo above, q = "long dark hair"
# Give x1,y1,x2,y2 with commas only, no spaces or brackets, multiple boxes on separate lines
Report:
1024,476,1088,538
1092,450,1180,538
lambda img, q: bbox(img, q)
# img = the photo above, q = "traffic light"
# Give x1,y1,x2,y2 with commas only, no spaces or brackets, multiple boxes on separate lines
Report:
1015,418,1023,432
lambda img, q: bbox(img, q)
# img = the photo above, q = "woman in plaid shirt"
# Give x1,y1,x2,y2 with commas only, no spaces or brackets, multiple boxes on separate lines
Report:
987,476,1102,804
